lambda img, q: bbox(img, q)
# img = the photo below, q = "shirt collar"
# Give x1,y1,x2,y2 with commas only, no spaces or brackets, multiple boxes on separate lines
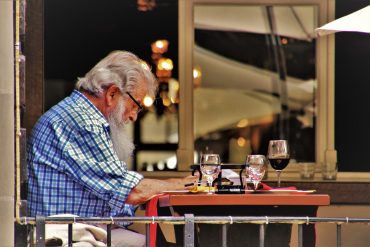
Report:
71,90,110,128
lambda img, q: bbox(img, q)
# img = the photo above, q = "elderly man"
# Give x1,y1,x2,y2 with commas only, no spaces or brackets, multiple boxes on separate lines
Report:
27,50,197,246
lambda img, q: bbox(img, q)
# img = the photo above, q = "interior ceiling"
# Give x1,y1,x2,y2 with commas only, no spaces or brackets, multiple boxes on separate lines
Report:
44,0,178,81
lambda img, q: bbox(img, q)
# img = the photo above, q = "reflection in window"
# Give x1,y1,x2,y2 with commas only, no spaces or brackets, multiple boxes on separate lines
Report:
136,151,177,171
193,5,317,164
135,39,180,171
141,111,179,144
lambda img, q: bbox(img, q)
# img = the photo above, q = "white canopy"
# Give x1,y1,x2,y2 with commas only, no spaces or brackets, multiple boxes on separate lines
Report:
194,45,316,110
195,5,317,41
194,87,281,137
316,5,370,36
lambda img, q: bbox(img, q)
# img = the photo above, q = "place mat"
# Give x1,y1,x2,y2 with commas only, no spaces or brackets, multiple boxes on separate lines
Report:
162,186,216,194
246,189,316,194
162,189,316,194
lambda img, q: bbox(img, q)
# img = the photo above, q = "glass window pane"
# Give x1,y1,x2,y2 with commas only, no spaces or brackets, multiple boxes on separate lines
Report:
193,4,317,164
137,151,177,171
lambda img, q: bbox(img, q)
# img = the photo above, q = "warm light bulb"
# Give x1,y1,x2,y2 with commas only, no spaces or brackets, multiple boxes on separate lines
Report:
162,97,171,107
193,66,202,87
143,95,154,107
137,0,156,11
155,40,165,49
193,67,202,79
157,58,173,71
151,39,169,54
237,137,246,147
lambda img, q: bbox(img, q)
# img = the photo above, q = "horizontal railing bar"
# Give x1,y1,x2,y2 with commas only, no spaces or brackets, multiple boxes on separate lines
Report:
19,216,370,225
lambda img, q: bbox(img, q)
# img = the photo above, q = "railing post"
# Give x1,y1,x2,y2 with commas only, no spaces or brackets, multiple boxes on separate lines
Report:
68,223,73,246
259,224,265,247
35,216,45,247
29,225,35,247
107,224,112,247
184,214,195,247
146,223,150,247
298,224,303,247
222,224,228,247
337,224,342,247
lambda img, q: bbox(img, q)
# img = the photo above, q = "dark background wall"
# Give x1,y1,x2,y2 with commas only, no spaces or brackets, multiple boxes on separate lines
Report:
44,0,178,109
44,0,370,171
335,0,370,171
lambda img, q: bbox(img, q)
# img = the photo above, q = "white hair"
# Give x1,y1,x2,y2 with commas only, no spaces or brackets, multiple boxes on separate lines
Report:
75,50,157,97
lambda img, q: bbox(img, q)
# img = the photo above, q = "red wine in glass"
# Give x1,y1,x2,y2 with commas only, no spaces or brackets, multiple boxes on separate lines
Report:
269,158,290,171
267,140,290,187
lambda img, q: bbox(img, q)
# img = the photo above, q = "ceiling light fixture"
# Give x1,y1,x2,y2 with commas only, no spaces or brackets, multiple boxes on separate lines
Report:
137,0,156,11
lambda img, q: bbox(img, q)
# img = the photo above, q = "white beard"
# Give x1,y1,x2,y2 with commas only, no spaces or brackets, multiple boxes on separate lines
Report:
107,100,135,161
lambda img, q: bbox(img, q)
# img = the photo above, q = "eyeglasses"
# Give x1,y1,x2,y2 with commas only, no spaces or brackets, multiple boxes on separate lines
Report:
126,92,144,114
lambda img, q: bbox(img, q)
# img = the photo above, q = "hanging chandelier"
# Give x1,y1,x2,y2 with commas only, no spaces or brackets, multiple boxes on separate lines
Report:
137,0,156,11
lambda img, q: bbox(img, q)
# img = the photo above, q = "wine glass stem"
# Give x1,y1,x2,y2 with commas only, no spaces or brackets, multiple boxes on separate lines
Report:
207,177,213,194
276,170,282,187
253,182,259,190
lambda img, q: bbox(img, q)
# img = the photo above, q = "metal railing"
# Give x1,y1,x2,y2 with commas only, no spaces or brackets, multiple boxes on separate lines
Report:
20,215,370,247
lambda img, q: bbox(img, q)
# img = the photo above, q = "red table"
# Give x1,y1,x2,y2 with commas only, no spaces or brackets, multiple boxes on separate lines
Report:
156,192,330,247
159,193,330,206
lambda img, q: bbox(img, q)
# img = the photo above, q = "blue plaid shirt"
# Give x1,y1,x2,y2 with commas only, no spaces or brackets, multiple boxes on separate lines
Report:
27,90,143,220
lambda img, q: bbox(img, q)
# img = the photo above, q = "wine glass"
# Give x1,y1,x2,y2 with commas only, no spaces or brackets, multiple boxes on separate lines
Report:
245,155,268,190
200,153,221,194
267,140,290,187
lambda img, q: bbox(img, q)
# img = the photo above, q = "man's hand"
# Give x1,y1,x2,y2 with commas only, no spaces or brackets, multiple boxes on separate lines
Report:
126,175,199,205
182,175,200,191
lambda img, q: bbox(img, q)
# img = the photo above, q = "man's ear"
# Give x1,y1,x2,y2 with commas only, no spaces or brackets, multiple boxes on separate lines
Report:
105,84,121,106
